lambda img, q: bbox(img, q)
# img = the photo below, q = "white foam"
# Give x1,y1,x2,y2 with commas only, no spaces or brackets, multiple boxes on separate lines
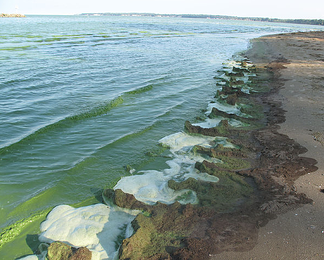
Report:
114,133,220,206
39,203,138,260
192,118,221,128
159,132,216,152
205,102,241,116
192,118,245,129
114,168,198,205
17,256,39,260
39,204,108,247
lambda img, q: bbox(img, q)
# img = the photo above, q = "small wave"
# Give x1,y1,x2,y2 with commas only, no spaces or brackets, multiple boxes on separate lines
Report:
69,96,124,120
0,81,159,153
93,123,156,154
0,96,124,153
0,45,37,51
124,84,153,95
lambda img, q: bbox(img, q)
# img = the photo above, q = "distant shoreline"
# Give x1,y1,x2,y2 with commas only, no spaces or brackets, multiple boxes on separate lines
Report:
79,12,324,26
1,13,26,18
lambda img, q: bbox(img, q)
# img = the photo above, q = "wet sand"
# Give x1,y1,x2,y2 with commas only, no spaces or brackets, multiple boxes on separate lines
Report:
216,31,324,259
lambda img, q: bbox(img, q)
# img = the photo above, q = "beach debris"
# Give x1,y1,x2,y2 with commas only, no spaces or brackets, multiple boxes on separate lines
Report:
312,131,324,146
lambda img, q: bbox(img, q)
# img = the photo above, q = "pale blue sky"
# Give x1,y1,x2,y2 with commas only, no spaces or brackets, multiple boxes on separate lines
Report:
1,0,324,19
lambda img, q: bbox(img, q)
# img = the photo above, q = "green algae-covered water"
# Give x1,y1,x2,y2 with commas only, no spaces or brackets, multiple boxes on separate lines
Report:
0,15,323,259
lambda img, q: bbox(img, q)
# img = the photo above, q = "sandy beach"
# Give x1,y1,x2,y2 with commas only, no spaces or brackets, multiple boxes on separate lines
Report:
216,31,324,259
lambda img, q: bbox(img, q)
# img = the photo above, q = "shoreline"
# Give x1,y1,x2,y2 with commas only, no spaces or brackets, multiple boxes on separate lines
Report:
15,31,324,259
216,31,324,259
96,32,321,259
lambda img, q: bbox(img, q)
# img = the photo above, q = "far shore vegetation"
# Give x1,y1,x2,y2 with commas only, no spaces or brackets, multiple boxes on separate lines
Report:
1,12,323,26
1,13,26,18
80,12,324,26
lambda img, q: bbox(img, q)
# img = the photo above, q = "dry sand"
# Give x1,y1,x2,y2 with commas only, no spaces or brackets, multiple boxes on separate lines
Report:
216,31,324,259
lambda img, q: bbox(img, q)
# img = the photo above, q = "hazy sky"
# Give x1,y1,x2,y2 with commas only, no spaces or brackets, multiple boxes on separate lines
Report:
1,0,324,19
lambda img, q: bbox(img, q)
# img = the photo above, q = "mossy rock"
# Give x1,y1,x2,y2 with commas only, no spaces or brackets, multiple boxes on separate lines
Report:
215,155,251,170
168,175,253,212
47,242,72,260
119,203,191,260
47,241,92,260
193,144,248,159
238,98,265,120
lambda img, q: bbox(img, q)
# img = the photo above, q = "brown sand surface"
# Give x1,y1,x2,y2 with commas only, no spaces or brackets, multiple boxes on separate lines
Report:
216,31,324,259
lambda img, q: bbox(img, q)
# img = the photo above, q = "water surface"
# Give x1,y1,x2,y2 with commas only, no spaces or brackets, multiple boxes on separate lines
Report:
0,15,322,259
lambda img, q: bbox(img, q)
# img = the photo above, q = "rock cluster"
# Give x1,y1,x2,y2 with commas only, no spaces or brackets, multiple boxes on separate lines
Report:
102,58,317,259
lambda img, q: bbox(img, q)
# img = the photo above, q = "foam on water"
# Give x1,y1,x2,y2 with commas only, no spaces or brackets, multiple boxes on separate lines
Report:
114,132,223,205
205,102,241,116
39,204,109,249
192,118,244,128
24,204,139,260
114,169,198,205
193,118,222,128
159,132,216,152
18,256,39,260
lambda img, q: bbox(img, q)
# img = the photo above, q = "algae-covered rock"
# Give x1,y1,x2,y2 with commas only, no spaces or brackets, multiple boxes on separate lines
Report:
216,85,248,97
226,93,238,105
47,242,73,260
232,66,250,73
193,144,248,159
70,247,92,260
117,188,260,260
47,241,91,260
184,120,232,137
118,203,190,260
108,57,318,260
229,78,245,86
103,188,150,211
169,171,253,212
225,71,245,77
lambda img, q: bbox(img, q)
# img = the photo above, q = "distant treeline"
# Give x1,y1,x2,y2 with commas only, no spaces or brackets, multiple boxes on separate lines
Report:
1,13,25,18
80,12,324,26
